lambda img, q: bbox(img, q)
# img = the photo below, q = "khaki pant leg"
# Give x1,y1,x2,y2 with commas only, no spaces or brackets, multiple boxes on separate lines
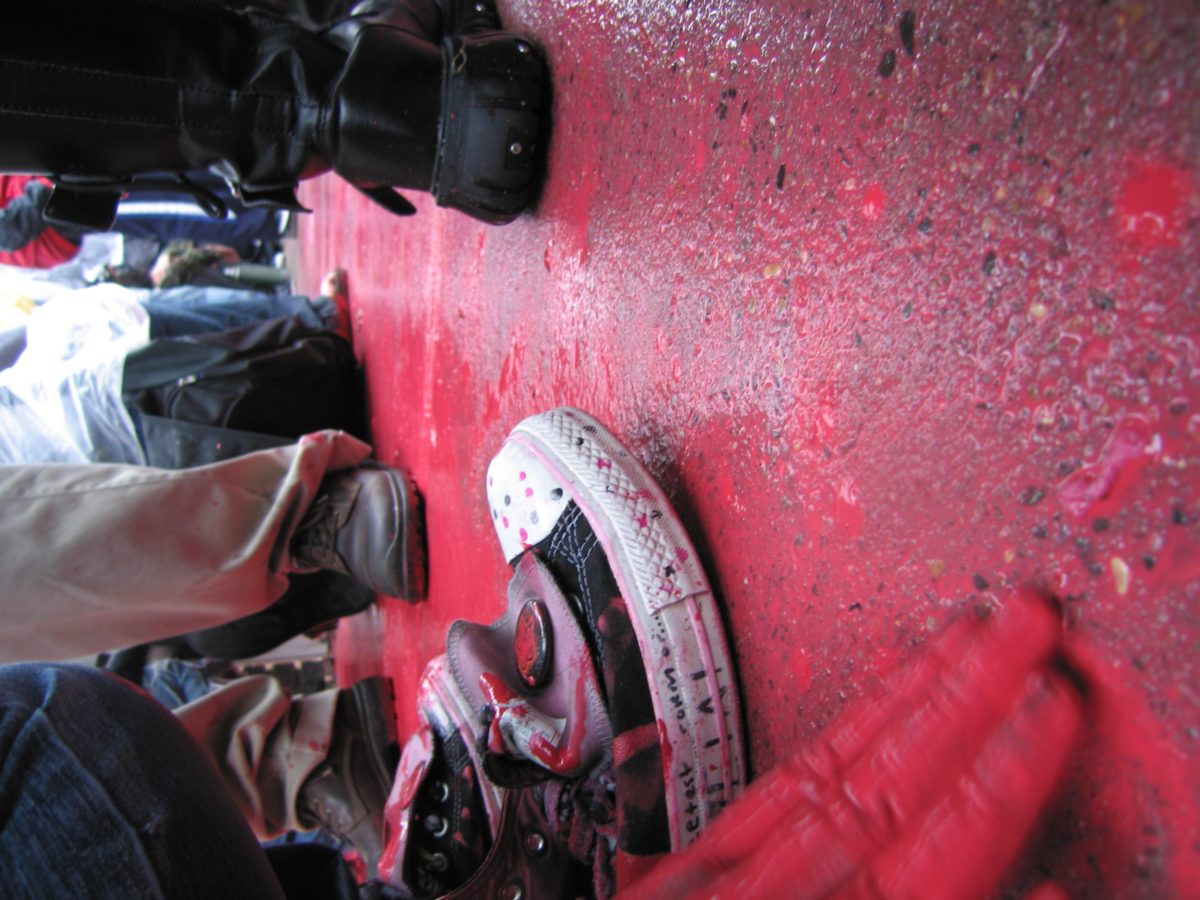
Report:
175,674,340,838
0,430,371,662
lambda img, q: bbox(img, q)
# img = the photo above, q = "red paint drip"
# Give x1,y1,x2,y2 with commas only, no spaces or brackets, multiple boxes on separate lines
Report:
525,672,590,774
656,719,673,772
479,671,520,755
477,668,591,775
1056,418,1153,518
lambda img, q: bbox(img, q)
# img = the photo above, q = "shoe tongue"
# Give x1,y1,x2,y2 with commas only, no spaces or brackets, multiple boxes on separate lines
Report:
446,553,612,779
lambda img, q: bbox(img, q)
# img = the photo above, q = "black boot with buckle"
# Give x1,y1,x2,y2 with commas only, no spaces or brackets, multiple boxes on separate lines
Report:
0,0,549,229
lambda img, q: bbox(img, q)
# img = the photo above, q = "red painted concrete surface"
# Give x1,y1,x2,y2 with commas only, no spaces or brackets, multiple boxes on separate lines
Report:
297,0,1198,895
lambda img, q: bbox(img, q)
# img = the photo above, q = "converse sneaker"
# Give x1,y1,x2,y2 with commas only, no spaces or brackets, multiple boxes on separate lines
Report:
379,656,497,896
380,650,593,898
379,408,746,897
484,407,747,858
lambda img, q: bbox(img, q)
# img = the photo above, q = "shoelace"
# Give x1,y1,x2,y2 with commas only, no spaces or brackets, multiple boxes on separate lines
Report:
407,736,490,897
293,492,340,569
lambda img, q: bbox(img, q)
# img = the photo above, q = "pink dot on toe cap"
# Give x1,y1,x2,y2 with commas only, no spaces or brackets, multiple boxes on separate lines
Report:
597,458,612,470
502,517,509,528
519,527,529,541
519,471,527,480
525,487,534,497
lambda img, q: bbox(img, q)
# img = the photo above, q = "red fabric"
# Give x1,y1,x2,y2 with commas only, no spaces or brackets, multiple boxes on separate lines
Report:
0,175,79,269
619,594,1085,900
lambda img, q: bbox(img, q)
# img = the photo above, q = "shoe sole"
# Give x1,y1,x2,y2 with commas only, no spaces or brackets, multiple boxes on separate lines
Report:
400,477,428,600
348,675,401,789
375,468,428,601
498,407,746,851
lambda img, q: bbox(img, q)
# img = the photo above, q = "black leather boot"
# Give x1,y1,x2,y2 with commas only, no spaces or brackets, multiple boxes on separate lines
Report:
0,0,548,227
299,676,400,878
290,465,427,600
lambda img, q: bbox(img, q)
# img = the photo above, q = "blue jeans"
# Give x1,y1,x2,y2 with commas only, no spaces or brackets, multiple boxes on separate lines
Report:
0,664,285,899
143,287,335,338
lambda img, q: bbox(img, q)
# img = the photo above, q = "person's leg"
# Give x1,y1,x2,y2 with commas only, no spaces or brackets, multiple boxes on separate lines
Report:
0,0,547,226
0,663,286,900
181,571,375,661
142,286,337,337
175,675,338,838
0,429,421,662
112,172,286,260
175,674,399,878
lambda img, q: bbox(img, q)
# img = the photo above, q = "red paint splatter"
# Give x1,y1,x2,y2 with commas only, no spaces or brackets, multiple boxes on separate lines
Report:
1056,418,1154,518
861,183,887,220
478,669,591,774
657,719,674,773
1114,161,1192,252
788,649,813,695
832,477,865,537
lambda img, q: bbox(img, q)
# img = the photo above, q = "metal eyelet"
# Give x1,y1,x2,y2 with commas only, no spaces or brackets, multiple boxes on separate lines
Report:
523,830,547,857
423,814,450,839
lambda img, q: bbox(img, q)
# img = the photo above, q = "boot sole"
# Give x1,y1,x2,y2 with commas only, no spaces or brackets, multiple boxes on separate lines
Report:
399,476,429,600
347,675,402,790
371,466,428,601
499,408,747,851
